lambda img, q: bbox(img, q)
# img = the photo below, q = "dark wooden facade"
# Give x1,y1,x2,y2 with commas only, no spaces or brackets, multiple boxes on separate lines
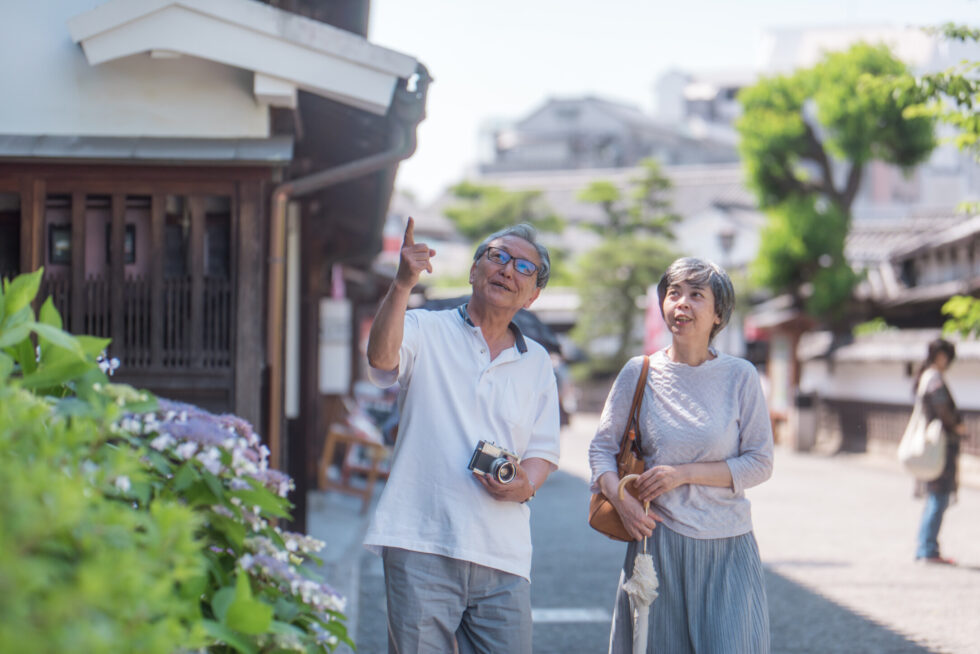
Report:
816,397,979,457
0,163,270,428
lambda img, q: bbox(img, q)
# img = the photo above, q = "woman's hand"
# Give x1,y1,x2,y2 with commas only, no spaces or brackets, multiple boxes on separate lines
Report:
598,472,662,541
635,465,687,503
613,490,663,541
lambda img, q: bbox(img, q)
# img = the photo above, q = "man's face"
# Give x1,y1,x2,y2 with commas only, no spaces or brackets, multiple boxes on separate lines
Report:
470,235,542,312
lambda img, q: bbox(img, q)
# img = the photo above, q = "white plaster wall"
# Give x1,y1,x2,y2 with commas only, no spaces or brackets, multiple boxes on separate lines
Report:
0,2,268,138
801,359,980,411
674,207,762,269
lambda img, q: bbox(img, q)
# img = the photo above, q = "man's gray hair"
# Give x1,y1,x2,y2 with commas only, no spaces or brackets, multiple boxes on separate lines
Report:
656,257,735,342
473,223,551,288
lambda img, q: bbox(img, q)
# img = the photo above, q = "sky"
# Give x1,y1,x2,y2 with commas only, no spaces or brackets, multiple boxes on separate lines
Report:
369,0,979,203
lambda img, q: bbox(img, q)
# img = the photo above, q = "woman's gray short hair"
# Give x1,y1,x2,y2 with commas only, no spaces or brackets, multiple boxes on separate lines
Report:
473,223,551,288
656,257,735,342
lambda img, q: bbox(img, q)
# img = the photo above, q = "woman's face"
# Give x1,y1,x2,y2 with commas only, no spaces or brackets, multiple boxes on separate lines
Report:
933,351,950,372
662,279,720,347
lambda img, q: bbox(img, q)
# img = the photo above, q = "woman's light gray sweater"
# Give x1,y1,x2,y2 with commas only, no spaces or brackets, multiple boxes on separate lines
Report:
589,349,774,539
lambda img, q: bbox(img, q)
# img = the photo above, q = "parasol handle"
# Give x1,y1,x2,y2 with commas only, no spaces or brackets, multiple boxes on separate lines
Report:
617,474,651,553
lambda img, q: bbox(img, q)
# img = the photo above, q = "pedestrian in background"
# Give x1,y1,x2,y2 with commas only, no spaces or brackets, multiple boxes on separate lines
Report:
366,220,560,653
913,338,967,565
589,257,774,653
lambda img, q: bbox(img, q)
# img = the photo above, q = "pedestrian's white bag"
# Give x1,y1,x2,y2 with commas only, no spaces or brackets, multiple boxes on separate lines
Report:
897,369,946,481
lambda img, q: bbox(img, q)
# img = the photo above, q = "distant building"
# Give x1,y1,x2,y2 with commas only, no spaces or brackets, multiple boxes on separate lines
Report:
480,96,738,174
797,214,980,454
653,68,753,141
655,25,980,223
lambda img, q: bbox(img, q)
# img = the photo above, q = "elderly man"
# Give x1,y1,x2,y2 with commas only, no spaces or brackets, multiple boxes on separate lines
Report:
365,219,561,654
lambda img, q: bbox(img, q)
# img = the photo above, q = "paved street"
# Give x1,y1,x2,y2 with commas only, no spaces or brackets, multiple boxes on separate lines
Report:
355,412,980,653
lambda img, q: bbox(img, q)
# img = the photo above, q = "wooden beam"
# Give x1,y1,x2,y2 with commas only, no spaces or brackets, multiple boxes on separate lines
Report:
150,194,165,367
110,193,126,358
234,182,264,431
70,192,86,333
0,162,274,186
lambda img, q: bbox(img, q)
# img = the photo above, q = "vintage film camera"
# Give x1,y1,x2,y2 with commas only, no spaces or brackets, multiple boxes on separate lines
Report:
467,440,518,484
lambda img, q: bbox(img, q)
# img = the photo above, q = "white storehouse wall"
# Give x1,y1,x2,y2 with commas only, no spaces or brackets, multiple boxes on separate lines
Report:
1,2,270,139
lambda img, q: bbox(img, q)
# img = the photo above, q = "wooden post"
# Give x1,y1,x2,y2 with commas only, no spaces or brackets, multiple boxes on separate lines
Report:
189,196,205,368
234,182,263,430
70,192,86,333
19,178,44,273
110,194,126,358
150,194,165,367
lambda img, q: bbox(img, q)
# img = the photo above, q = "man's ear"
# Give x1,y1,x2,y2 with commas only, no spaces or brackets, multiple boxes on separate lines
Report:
469,261,477,284
522,287,541,309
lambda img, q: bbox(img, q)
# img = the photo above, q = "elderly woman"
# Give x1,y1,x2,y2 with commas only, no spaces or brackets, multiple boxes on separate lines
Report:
589,257,774,653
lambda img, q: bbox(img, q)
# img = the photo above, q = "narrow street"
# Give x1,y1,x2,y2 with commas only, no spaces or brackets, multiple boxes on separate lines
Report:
356,413,980,653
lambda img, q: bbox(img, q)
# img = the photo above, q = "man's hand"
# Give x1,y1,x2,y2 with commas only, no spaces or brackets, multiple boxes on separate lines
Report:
474,460,535,503
396,217,435,289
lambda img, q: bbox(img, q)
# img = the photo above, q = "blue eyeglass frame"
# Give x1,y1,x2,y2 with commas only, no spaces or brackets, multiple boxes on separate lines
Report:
485,246,538,277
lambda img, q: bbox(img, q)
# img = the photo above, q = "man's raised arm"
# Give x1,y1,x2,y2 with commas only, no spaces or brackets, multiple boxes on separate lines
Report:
367,217,435,371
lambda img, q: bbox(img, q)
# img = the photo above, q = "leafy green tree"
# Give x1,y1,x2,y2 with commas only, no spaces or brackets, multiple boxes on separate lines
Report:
443,181,564,242
577,159,680,238
737,43,936,318
572,237,676,374
942,295,980,339
573,159,680,372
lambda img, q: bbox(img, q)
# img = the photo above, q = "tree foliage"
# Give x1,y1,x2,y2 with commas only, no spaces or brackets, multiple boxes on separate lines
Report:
573,159,680,372
572,236,677,374
738,43,936,318
443,181,564,242
942,295,980,339
576,159,680,238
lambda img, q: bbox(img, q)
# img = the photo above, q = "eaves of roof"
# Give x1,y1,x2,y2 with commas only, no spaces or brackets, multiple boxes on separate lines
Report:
0,133,293,164
67,0,419,115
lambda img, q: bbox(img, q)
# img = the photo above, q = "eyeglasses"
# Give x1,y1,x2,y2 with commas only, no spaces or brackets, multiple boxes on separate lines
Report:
485,246,538,277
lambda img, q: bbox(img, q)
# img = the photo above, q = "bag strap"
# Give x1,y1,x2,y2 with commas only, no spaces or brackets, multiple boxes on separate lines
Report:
617,355,650,454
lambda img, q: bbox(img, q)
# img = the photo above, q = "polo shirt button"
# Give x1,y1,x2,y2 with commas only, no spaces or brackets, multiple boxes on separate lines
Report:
480,348,486,354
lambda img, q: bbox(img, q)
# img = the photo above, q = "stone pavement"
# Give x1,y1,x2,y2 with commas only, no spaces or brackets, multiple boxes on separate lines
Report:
309,412,980,653
562,412,980,654
306,487,381,654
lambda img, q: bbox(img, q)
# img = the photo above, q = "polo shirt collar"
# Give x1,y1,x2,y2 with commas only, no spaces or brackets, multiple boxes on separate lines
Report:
457,303,528,354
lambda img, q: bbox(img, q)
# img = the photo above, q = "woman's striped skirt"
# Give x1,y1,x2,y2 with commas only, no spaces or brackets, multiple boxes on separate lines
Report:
608,526,770,654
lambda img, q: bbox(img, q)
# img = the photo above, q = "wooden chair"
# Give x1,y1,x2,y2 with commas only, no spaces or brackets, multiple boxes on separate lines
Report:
318,423,391,514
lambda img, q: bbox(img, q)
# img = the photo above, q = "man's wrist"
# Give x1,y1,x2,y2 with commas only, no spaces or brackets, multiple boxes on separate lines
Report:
522,479,536,503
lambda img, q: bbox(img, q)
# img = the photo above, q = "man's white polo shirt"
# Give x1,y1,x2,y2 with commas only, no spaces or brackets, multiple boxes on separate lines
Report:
365,306,561,580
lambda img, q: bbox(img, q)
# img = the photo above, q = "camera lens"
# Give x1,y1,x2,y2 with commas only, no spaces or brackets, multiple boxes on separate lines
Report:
491,459,516,484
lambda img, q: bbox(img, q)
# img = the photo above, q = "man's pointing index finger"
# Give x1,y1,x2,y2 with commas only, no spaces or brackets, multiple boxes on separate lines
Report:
403,216,415,246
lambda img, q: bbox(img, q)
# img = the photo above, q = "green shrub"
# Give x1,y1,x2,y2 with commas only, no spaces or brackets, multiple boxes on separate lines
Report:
0,269,350,653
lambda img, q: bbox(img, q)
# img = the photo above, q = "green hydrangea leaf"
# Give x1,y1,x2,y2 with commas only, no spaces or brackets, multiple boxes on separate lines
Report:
202,619,257,654
225,574,273,635
32,323,84,357
2,268,42,317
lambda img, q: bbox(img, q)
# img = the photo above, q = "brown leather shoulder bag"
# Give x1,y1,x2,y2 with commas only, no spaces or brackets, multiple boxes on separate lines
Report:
587,355,649,542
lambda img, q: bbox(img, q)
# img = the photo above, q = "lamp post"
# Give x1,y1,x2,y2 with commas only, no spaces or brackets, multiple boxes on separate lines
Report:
716,223,737,354
717,224,735,267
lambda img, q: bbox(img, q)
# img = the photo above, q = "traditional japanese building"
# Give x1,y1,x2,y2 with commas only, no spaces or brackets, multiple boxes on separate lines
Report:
0,0,429,527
